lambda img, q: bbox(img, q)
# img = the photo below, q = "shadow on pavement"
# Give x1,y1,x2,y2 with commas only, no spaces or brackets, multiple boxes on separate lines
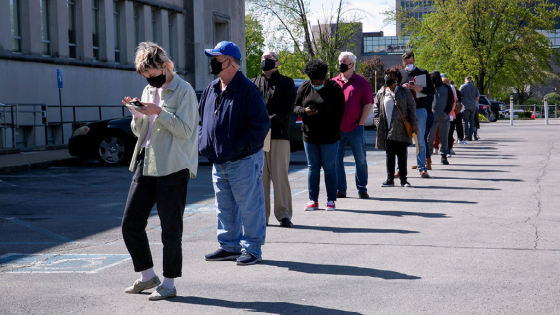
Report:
260,260,422,280
450,164,519,167
432,176,522,182
168,297,363,314
291,224,419,234
445,169,509,173
372,197,477,204
335,209,449,218
412,186,499,191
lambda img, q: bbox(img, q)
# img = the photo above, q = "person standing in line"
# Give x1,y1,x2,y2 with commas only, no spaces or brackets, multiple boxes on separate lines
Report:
450,81,466,146
199,41,270,265
251,51,296,228
441,76,457,156
333,52,373,199
121,42,199,300
426,71,454,165
400,51,435,179
459,76,480,142
374,67,418,187
294,59,345,211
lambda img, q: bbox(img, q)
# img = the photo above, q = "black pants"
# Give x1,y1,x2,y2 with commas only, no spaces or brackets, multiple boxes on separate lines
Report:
449,112,465,149
386,139,408,182
122,152,189,278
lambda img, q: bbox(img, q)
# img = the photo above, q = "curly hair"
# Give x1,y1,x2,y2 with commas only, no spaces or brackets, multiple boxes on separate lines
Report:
134,42,175,74
304,59,329,81
384,66,402,85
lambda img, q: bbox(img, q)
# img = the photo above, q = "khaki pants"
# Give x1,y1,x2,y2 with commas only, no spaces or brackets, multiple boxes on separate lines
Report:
263,139,292,223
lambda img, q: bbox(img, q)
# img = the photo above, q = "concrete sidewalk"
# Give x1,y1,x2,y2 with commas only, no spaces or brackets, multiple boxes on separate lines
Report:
0,148,80,175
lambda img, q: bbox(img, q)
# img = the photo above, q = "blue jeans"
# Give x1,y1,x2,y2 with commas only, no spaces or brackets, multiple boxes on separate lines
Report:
212,150,266,258
415,108,427,172
425,112,434,159
335,125,368,194
304,141,338,202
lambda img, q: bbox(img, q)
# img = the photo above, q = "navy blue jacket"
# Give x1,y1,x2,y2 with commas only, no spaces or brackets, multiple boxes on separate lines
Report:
198,71,270,164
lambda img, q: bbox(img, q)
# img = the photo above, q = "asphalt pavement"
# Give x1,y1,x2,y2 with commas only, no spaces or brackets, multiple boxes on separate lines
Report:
0,120,559,314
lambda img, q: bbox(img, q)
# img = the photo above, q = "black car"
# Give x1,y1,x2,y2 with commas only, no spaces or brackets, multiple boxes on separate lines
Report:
288,79,306,152
478,95,501,122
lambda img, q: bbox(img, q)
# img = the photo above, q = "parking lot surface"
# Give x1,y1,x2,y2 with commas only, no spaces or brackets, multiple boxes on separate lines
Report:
1,120,559,314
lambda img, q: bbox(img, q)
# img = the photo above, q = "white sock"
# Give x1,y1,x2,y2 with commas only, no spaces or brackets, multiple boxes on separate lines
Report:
162,277,175,289
140,268,157,282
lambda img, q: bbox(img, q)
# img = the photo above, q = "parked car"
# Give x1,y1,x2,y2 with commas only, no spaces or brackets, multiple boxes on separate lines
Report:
478,95,501,122
69,91,203,165
288,79,306,152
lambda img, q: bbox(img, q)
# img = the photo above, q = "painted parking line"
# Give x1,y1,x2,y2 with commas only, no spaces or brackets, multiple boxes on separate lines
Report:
0,253,131,274
4,218,73,243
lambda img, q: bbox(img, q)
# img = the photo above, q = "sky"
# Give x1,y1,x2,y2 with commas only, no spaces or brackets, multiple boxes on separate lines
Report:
307,0,397,36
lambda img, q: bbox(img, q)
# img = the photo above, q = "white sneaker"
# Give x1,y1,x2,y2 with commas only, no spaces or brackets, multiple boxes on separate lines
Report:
447,154,452,158
305,201,318,211
460,140,468,145
326,201,336,211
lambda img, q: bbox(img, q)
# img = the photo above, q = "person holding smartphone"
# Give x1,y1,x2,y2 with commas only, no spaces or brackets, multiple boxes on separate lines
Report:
120,42,199,301
294,59,345,211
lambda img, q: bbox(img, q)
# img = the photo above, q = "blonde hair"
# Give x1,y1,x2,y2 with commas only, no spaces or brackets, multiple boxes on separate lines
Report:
442,77,450,85
134,42,175,74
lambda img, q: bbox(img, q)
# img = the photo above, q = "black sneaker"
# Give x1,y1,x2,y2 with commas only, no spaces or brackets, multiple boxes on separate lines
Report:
441,155,449,165
336,192,346,198
401,181,412,187
381,179,394,187
236,252,262,266
205,249,241,261
358,191,369,199
280,218,293,228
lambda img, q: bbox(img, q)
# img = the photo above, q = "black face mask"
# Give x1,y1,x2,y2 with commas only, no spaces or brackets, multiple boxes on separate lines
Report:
146,70,166,88
339,63,350,73
261,58,277,71
384,76,396,87
210,58,228,75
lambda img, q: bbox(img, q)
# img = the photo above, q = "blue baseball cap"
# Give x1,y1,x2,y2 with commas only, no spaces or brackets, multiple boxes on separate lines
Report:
204,41,242,60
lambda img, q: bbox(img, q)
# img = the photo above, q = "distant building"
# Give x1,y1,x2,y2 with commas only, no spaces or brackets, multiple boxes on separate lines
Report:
1,0,245,149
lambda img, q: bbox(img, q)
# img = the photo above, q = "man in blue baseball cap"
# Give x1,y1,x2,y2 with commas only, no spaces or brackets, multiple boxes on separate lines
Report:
198,41,270,265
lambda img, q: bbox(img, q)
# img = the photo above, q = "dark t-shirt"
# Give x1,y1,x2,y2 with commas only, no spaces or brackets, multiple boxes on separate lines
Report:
293,79,345,144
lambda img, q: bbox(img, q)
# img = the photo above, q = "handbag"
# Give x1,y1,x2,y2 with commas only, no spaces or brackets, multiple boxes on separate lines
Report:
388,90,414,138
454,102,464,115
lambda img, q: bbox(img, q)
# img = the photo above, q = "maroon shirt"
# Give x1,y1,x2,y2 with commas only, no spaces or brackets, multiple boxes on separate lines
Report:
333,73,374,132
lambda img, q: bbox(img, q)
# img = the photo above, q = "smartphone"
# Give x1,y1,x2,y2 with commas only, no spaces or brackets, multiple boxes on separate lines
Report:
307,105,316,110
129,100,144,107
409,81,415,86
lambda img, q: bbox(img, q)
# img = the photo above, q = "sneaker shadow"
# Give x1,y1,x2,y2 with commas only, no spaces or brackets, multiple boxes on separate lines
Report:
372,197,478,204
260,260,422,280
167,296,363,314
291,224,419,234
412,186,500,191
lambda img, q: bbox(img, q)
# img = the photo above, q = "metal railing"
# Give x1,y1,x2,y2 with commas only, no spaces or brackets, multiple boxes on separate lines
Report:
0,104,131,149
498,104,558,119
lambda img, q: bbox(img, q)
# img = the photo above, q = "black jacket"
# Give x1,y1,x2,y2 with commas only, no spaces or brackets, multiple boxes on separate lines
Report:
251,71,296,140
400,66,435,109
294,79,345,144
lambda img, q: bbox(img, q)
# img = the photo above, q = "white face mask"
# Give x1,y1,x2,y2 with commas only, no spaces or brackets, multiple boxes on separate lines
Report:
405,64,415,72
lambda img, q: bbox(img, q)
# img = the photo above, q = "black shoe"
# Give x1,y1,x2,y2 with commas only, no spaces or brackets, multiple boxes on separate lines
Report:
400,181,412,187
280,218,293,228
205,248,241,261
358,191,369,199
336,192,346,198
474,135,479,140
236,252,262,266
381,179,394,187
441,155,449,165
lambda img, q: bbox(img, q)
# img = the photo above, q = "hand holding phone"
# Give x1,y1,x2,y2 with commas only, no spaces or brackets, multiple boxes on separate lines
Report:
129,100,144,107
307,105,316,111
409,81,415,86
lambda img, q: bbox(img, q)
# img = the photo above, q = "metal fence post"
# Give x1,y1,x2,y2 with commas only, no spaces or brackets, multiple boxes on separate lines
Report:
510,95,514,125
544,97,549,125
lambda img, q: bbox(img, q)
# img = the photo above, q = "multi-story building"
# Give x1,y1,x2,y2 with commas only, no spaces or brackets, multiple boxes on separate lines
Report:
1,0,245,148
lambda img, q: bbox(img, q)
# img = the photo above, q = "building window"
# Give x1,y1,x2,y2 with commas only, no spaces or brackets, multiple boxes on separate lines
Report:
67,0,76,58
133,4,139,46
114,1,121,63
152,9,158,43
40,0,51,56
10,0,22,53
92,0,100,60
168,13,174,60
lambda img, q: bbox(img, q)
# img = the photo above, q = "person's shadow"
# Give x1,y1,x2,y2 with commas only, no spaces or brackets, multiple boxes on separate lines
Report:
260,260,421,280
169,296,364,314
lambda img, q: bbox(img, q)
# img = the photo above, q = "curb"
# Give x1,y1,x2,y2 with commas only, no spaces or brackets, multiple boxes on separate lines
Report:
0,157,81,175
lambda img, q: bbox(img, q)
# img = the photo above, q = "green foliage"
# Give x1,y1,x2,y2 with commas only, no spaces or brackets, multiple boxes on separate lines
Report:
545,92,560,105
388,0,560,98
277,50,307,79
524,97,542,105
356,56,385,93
245,14,265,79
479,113,488,122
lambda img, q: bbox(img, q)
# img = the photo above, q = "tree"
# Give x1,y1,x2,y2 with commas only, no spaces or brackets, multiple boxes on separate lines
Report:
245,14,265,79
357,56,385,93
247,0,368,77
386,0,560,97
